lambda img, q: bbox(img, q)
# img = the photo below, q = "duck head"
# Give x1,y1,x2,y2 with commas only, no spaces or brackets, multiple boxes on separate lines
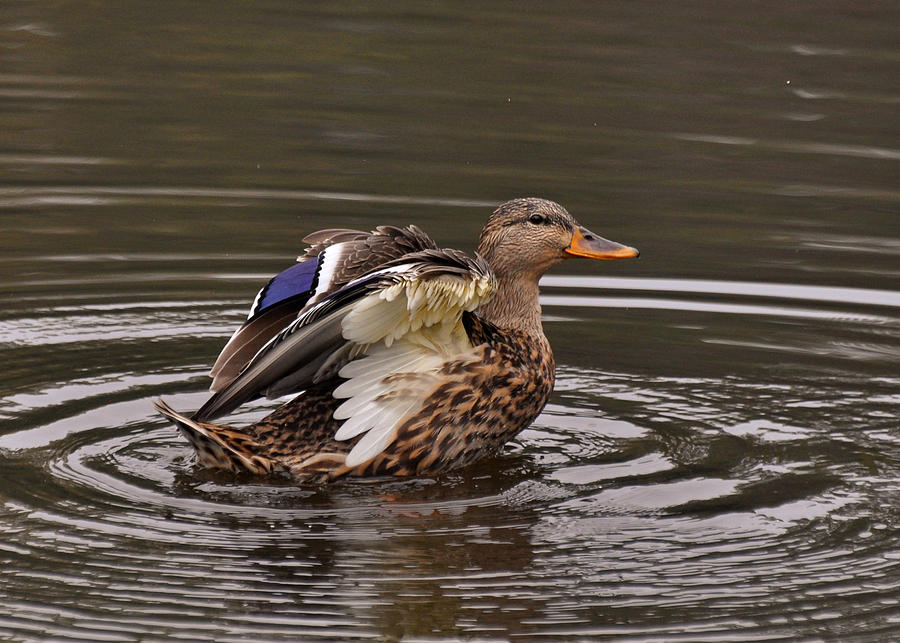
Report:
477,197,639,281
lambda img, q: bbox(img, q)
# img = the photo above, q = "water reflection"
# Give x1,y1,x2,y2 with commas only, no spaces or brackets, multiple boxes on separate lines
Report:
0,185,498,209
1,268,898,638
542,276,900,308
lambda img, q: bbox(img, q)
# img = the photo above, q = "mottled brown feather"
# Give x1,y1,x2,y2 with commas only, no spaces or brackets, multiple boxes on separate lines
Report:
208,225,439,393
157,198,637,482
302,224,438,292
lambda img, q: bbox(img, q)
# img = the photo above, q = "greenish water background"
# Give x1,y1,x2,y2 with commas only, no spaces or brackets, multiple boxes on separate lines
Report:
1,2,898,640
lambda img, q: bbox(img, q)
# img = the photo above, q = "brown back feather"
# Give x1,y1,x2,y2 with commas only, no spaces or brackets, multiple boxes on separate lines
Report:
208,224,439,394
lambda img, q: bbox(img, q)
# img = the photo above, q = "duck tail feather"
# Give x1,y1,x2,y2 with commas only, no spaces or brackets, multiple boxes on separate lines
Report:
153,399,276,475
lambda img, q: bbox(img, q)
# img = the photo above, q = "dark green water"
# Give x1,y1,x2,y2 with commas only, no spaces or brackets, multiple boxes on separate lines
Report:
1,2,898,640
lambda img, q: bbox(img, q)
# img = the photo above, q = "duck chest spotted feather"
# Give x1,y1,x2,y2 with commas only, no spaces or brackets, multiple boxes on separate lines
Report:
348,316,557,479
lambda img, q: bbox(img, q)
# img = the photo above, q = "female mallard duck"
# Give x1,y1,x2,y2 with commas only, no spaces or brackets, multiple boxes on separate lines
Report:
155,197,638,482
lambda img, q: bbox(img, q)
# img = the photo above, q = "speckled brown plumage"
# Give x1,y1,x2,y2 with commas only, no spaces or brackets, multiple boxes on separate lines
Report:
300,225,437,282
156,316,554,482
155,197,638,482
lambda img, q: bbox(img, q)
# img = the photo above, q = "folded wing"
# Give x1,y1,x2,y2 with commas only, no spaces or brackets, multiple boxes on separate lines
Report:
209,225,438,392
194,248,496,466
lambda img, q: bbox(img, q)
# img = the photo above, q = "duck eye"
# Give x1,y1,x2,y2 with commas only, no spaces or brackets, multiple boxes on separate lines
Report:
528,214,546,225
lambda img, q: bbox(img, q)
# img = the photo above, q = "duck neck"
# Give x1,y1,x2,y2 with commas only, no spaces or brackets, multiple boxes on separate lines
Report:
477,273,545,336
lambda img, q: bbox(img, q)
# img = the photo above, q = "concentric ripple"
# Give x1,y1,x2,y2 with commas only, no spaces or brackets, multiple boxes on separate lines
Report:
1,264,899,640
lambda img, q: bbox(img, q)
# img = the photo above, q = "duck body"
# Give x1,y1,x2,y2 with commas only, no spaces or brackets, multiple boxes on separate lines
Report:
156,197,638,482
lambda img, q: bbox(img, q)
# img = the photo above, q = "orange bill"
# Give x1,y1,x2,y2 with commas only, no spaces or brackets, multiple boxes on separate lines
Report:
564,226,639,260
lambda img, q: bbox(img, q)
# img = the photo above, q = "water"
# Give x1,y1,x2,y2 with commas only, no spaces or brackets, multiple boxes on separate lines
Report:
1,1,899,640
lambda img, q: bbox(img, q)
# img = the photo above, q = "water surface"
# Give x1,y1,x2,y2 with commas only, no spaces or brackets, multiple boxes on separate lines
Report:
1,2,899,640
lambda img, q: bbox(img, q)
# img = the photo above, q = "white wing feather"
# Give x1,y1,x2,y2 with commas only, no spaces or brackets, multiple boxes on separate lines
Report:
333,270,493,467
194,250,495,464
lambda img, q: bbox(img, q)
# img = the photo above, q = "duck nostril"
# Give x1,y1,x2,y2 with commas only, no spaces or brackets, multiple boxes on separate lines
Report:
584,234,595,241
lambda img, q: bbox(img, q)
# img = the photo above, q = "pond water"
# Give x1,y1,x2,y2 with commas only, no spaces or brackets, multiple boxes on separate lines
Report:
1,2,899,640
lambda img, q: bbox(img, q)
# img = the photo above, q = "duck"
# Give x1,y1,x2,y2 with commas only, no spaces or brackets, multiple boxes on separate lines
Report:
155,197,638,482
